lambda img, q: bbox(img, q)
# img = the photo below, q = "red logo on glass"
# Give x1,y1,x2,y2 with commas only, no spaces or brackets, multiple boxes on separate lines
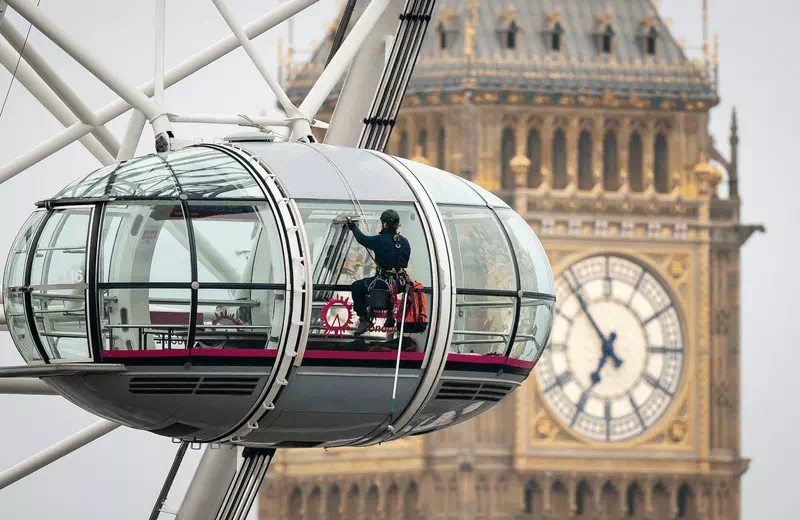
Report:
319,296,354,337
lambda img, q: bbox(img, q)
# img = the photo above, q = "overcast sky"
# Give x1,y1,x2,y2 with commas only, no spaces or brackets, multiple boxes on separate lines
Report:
0,1,796,518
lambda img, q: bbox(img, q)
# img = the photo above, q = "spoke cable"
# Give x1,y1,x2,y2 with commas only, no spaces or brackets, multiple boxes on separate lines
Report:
0,0,43,122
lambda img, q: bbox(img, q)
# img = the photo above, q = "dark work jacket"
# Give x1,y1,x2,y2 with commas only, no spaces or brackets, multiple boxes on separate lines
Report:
350,224,411,270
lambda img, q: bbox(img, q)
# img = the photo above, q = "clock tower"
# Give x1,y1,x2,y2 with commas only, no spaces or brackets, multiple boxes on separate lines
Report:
259,1,760,518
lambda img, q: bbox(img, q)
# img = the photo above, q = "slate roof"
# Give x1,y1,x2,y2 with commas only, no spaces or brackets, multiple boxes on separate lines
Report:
286,0,716,106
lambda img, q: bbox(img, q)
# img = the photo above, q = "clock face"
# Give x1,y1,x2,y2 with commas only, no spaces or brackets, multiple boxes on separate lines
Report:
535,254,685,442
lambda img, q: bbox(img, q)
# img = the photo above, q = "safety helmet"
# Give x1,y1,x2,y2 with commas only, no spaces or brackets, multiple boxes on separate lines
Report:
380,209,401,228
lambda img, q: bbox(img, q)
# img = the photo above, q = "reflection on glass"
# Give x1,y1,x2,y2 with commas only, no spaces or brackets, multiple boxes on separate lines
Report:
4,212,45,288
4,290,40,362
32,289,89,359
398,159,485,206
53,164,122,199
509,299,554,363
52,147,263,200
439,206,516,291
193,288,285,350
170,148,263,198
4,212,45,362
497,209,554,294
100,288,193,351
30,208,91,360
188,202,284,284
451,295,515,355
461,178,509,207
297,201,432,287
100,203,191,283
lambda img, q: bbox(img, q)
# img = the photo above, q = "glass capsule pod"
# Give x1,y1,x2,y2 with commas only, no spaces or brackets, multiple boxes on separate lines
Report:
2,138,555,447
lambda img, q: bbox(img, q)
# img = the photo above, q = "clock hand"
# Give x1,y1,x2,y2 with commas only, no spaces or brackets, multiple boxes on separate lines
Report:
566,277,607,343
606,332,624,368
590,351,609,385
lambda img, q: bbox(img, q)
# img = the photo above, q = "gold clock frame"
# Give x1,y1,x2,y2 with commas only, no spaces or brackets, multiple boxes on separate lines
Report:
516,242,708,474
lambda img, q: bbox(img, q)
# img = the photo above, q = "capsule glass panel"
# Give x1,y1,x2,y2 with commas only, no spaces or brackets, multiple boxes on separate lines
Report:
398,160,485,206
509,298,554,364
296,201,432,356
55,156,177,199
3,212,46,361
52,147,262,200
100,202,190,283
168,147,264,199
452,294,515,356
100,288,193,351
194,288,284,351
438,206,516,291
460,178,509,208
188,202,285,285
497,208,554,294
297,201,431,287
30,208,92,360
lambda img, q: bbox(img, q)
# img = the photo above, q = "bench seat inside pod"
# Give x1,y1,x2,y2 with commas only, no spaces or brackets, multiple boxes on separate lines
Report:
2,139,555,448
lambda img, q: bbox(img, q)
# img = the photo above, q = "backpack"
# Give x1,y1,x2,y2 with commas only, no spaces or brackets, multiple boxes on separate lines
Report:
402,281,428,334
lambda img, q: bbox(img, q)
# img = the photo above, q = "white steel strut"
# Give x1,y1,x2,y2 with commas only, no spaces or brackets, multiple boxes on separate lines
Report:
0,38,114,164
0,0,321,183
0,419,119,490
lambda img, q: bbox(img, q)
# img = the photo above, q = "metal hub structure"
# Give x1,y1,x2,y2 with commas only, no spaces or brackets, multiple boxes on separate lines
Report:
0,1,554,518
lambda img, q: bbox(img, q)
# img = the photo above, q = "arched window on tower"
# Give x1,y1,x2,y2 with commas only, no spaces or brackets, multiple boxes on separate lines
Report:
551,22,564,52
506,20,519,49
289,487,303,520
418,127,428,159
399,130,409,158
626,482,645,517
307,487,322,519
524,479,544,516
552,129,568,189
437,21,448,50
527,128,542,188
386,484,400,518
652,483,670,516
365,485,379,517
578,130,594,190
646,27,659,56
654,133,670,193
438,126,446,169
628,131,644,192
601,481,620,518
551,481,570,515
602,25,614,54
576,481,592,516
345,485,360,519
501,127,516,191
405,482,420,520
603,130,619,190
677,483,697,520
328,486,342,520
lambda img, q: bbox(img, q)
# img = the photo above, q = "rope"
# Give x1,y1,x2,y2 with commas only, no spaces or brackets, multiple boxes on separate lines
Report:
0,0,43,122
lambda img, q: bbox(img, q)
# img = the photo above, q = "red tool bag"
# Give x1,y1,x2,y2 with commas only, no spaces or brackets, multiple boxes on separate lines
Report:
402,281,428,334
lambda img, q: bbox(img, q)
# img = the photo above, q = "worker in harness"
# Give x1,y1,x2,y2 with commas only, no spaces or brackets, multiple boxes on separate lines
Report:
347,209,411,336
